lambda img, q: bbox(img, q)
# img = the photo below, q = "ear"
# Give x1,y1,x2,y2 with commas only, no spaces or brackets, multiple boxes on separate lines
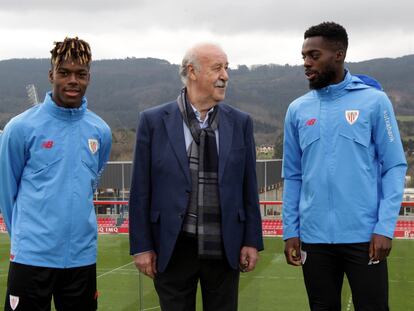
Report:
336,49,346,62
188,64,197,81
48,69,54,84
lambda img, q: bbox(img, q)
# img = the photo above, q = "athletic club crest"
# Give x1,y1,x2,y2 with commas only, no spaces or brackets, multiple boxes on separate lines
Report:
345,110,359,125
9,295,19,310
88,139,99,154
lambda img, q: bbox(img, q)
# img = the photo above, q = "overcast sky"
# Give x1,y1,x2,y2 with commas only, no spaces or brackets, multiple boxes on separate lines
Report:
0,0,413,67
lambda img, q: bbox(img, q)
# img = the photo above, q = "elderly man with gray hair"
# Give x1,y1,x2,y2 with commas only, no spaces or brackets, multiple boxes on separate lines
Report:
129,43,263,311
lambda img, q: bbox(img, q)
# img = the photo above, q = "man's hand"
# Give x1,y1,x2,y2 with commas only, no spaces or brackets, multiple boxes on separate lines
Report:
284,237,301,266
369,233,392,262
239,246,259,272
133,251,157,279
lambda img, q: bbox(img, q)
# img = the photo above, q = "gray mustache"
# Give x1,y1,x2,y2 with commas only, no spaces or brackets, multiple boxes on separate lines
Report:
214,80,227,87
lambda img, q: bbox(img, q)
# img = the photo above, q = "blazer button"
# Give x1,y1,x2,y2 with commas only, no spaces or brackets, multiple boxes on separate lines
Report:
179,213,184,219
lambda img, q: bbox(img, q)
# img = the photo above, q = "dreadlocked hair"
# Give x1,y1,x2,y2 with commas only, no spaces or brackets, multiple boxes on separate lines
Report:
50,37,92,68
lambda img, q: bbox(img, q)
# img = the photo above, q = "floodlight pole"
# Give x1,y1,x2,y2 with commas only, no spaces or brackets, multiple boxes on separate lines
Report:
26,84,39,106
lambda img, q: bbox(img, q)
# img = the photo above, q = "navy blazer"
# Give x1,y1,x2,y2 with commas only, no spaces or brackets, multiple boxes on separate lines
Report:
129,101,264,272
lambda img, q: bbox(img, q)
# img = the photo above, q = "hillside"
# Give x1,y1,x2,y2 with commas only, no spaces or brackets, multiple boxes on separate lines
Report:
1,55,414,145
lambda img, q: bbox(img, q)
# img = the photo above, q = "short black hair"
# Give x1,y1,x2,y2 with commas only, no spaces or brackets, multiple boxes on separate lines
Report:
304,22,348,51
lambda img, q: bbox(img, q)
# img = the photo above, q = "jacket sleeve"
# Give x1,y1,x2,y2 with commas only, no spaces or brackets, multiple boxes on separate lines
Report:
129,112,154,255
282,106,302,240
372,93,407,238
242,116,264,251
0,121,26,236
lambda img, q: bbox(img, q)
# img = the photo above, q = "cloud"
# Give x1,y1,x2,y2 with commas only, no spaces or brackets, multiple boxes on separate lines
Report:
0,0,147,13
0,0,413,65
1,0,413,34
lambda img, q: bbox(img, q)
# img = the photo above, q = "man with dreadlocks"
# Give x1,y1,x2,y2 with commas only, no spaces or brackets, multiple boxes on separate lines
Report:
0,37,112,311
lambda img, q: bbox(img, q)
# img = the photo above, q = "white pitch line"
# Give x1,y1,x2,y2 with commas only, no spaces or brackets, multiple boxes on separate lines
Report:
96,268,414,284
97,268,137,272
97,261,134,279
96,263,161,310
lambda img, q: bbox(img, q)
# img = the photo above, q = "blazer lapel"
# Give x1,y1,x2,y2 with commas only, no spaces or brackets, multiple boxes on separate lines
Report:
218,104,233,183
163,103,191,185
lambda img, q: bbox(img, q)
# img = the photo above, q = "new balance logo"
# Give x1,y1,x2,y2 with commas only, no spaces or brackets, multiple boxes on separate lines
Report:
42,140,54,149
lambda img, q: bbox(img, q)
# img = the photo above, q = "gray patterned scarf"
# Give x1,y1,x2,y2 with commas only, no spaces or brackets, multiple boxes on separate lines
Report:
177,88,222,259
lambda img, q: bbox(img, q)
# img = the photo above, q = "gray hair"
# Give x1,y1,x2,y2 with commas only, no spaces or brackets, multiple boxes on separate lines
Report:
179,48,200,85
179,43,224,85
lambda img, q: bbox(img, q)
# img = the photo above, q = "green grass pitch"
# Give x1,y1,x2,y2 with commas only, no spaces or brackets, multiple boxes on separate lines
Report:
0,234,413,310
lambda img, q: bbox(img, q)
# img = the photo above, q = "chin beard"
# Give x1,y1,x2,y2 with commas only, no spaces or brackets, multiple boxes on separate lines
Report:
308,69,336,90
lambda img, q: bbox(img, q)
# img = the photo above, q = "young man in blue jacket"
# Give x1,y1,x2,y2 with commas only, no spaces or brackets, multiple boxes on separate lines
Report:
282,22,407,310
0,37,112,311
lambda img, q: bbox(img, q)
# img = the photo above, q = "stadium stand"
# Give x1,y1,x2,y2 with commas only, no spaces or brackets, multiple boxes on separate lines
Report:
2,202,414,238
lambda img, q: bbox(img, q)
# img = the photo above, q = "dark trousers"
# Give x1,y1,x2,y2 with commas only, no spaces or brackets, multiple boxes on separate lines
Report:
154,234,240,311
301,242,389,311
4,262,97,311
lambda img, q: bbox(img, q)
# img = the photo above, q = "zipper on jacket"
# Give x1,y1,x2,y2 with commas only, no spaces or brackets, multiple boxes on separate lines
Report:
320,96,336,243
63,121,78,267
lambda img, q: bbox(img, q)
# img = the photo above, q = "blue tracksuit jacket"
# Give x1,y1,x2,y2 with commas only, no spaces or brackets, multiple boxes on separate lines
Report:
282,71,407,243
0,92,112,268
